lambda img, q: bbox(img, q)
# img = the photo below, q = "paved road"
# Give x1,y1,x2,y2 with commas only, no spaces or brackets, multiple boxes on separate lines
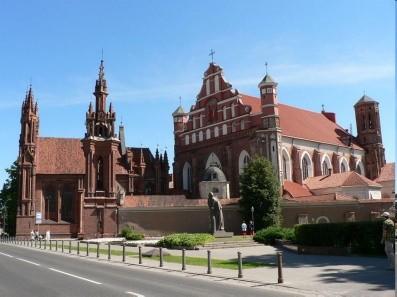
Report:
0,244,303,297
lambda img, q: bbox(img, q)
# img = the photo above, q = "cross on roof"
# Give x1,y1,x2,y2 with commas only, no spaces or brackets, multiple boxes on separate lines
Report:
209,49,215,63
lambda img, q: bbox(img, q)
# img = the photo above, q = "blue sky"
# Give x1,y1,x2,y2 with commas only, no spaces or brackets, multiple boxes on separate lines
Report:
0,0,394,187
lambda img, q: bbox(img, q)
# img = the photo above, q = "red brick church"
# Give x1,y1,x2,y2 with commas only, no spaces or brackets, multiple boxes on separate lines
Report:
16,61,169,238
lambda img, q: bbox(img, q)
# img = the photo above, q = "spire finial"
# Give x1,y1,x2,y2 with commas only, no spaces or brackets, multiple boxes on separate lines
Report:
209,49,215,63
265,62,268,75
179,96,182,106
321,104,325,112
99,59,105,80
101,48,104,61
363,89,366,96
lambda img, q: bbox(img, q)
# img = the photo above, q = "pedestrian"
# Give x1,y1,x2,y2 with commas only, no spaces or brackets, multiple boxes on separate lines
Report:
241,221,247,237
380,212,395,270
34,230,39,240
249,220,255,236
45,230,51,241
30,230,35,241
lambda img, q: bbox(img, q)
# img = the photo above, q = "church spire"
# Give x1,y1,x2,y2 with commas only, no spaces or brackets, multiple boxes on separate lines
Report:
94,60,108,113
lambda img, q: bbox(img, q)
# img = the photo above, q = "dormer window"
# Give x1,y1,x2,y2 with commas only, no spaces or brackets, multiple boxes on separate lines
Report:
267,88,273,94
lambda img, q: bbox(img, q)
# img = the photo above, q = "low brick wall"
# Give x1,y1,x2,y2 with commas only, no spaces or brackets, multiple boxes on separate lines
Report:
119,205,242,236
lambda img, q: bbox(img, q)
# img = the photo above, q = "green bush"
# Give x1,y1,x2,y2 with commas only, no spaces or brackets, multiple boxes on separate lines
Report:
120,226,144,240
295,220,384,255
254,226,296,244
157,233,215,249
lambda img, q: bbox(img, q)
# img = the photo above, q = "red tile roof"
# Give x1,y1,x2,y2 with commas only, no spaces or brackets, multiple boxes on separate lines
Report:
283,181,312,198
304,171,382,190
36,137,85,174
283,192,357,202
240,94,362,150
375,163,395,183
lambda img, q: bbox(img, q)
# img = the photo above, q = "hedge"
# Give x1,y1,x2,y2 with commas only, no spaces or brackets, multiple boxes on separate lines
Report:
254,226,296,245
295,220,384,255
120,226,144,240
157,233,215,249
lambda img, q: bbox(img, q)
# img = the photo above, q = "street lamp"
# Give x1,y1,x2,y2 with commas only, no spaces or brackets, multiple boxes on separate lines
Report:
250,206,255,235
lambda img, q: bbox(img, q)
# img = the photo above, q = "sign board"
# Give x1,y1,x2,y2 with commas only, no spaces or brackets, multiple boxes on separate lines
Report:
35,212,42,224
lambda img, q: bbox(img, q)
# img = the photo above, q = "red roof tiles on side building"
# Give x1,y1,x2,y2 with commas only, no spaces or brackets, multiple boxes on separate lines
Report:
283,180,312,198
375,163,395,183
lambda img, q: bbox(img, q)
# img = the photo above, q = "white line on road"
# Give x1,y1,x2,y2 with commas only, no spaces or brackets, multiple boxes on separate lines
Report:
15,257,41,266
0,252,14,258
49,268,102,285
125,292,145,297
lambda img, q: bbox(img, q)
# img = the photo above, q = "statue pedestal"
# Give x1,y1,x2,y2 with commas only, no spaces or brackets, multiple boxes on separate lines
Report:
213,230,234,238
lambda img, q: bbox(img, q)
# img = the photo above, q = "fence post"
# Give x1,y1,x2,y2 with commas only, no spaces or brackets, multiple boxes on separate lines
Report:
182,249,186,271
34,239,37,248
96,243,100,258
69,240,71,254
107,243,111,260
44,239,47,250
207,250,212,274
138,246,142,264
86,242,89,257
50,240,52,250
61,240,64,253
277,252,284,284
159,247,163,267
39,239,42,249
55,240,58,252
237,251,243,278
122,243,126,262
77,241,80,255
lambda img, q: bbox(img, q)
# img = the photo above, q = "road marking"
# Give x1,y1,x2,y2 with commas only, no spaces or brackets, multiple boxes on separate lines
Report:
0,252,14,258
125,292,145,297
49,268,102,285
15,257,41,266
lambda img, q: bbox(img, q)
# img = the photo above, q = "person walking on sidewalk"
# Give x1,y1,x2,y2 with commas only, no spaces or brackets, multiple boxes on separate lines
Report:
380,212,395,270
241,221,247,237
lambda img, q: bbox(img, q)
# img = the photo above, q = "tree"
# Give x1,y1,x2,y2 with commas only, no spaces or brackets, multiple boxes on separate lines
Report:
239,156,281,229
0,161,18,235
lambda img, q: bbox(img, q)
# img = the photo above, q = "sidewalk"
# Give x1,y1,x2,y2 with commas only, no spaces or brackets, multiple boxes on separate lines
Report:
6,239,395,297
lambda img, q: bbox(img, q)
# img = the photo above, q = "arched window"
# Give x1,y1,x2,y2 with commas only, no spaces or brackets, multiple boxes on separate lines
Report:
222,124,227,135
223,106,227,120
316,216,330,224
356,160,365,175
198,131,203,141
232,121,237,132
231,103,235,117
241,120,245,130
206,129,211,140
340,158,349,173
61,184,74,223
96,157,104,191
214,126,219,137
301,153,312,180
192,133,196,143
282,149,292,181
206,153,222,169
182,162,192,192
321,154,332,175
238,150,250,175
185,135,189,145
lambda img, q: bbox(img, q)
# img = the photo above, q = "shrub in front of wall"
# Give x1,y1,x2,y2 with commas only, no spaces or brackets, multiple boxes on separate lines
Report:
254,226,296,245
157,233,215,249
120,226,144,240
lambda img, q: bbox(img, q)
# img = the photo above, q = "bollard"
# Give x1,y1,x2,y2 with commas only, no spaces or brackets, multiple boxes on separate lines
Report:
122,244,126,262
159,247,163,267
39,239,42,249
55,240,58,252
77,241,80,255
50,240,52,250
207,250,212,274
30,239,33,247
182,249,186,271
86,242,89,257
138,246,142,264
96,243,100,258
237,251,243,278
44,240,47,250
34,239,37,248
107,243,111,260
69,240,71,254
61,240,64,253
277,252,284,284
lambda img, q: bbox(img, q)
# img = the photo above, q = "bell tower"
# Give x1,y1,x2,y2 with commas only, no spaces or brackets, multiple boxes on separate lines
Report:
18,86,39,218
354,94,385,179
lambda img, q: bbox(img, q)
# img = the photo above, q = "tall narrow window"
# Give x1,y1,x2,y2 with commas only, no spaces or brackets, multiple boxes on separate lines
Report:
322,161,329,175
302,157,310,180
97,157,104,191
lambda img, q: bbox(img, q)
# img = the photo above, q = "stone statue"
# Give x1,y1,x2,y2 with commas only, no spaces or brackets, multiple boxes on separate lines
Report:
207,192,225,233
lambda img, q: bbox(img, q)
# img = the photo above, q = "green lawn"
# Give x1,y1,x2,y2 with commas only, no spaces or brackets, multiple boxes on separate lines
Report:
45,241,271,270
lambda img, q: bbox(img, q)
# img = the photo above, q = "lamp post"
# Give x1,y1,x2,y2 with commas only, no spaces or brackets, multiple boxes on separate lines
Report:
250,206,255,235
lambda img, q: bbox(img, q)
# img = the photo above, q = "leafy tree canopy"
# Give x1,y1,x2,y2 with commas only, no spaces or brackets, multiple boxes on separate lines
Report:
0,161,18,235
239,156,281,229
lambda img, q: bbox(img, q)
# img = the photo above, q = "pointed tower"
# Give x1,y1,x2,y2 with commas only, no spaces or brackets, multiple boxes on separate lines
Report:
354,94,385,179
18,86,39,218
257,68,283,181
